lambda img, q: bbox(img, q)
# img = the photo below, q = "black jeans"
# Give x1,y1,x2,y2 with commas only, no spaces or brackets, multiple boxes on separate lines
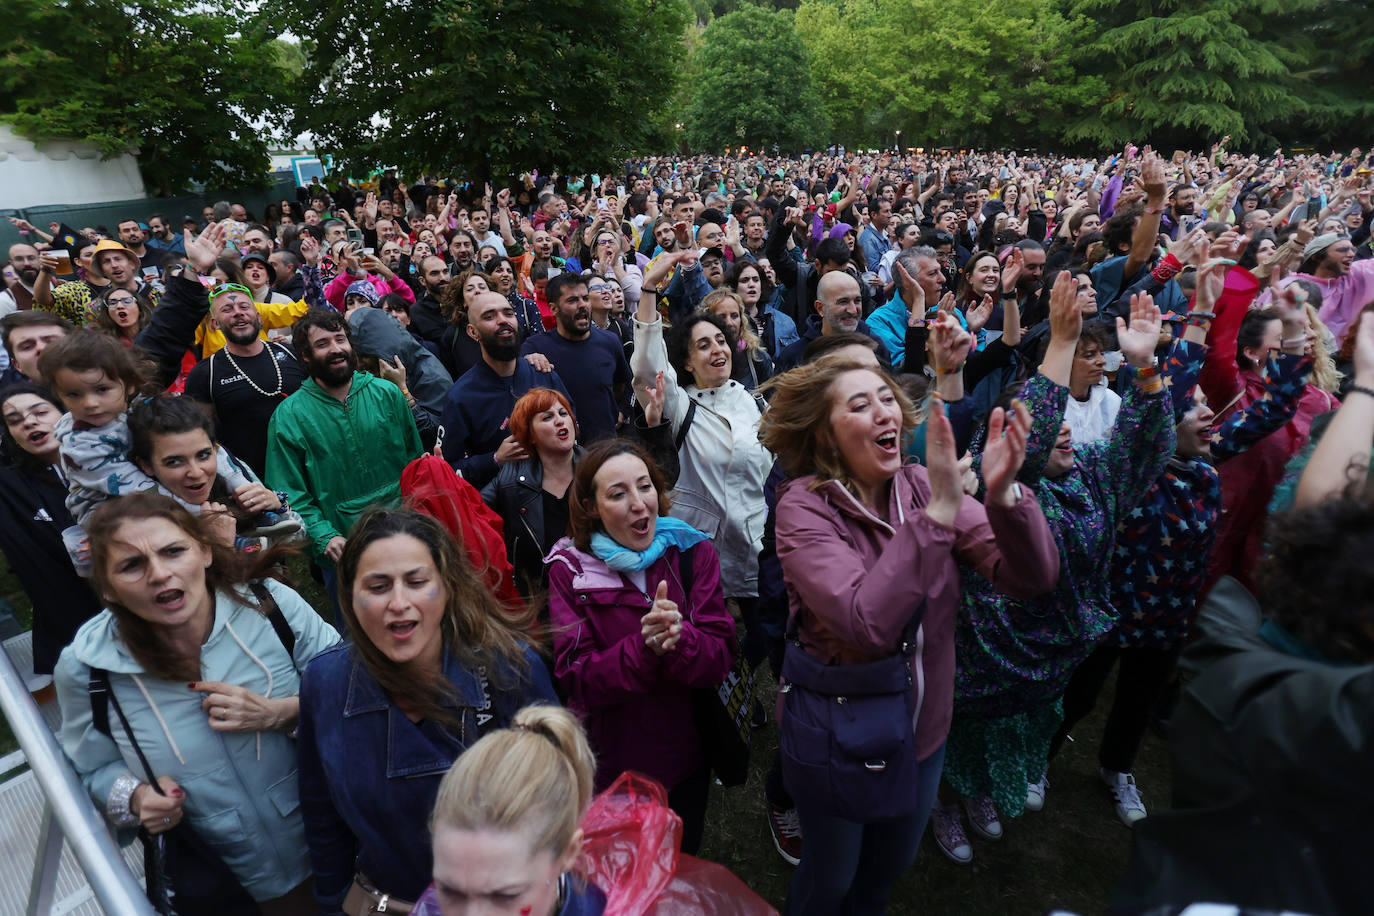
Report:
1050,643,1181,773
667,766,711,855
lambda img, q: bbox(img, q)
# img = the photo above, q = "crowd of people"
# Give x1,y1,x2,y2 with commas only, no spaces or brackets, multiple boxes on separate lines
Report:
2,139,1373,915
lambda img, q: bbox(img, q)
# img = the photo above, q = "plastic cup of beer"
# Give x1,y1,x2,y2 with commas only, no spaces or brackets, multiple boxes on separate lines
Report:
51,250,72,274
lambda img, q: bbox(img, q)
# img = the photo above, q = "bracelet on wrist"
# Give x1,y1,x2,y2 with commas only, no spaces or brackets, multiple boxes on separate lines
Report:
1346,384,1374,401
1133,363,1160,379
934,364,964,376
1136,375,1165,395
1186,309,1216,320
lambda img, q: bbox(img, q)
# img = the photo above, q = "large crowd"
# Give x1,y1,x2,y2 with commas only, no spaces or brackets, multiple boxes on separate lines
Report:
2,141,1372,916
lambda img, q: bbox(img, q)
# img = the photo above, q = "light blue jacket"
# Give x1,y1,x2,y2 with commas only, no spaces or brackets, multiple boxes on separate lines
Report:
55,579,340,902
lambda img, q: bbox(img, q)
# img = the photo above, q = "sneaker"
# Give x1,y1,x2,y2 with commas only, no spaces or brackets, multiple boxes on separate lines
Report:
249,509,301,538
930,804,973,864
767,804,802,866
962,795,1003,840
750,699,768,729
1025,772,1049,812
235,536,268,553
1101,768,1147,826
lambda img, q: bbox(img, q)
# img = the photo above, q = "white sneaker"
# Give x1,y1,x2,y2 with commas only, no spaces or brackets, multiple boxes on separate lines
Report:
1025,772,1049,812
1101,768,1147,826
962,795,1003,840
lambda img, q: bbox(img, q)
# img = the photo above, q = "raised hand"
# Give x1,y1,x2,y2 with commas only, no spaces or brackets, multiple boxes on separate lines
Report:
642,370,667,426
928,311,973,373
966,294,995,335
184,221,227,274
1001,247,1024,294
1047,271,1082,344
980,399,1032,509
923,404,963,529
1116,291,1163,369
895,260,925,317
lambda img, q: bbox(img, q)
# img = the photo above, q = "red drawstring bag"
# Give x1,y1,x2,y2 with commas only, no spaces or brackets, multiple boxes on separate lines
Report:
581,772,778,916
400,454,524,611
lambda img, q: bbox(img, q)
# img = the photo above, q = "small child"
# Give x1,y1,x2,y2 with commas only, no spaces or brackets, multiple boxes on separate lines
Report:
37,330,290,541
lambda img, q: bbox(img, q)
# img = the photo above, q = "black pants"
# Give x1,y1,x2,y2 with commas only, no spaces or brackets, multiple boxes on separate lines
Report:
1049,643,1181,773
668,766,711,855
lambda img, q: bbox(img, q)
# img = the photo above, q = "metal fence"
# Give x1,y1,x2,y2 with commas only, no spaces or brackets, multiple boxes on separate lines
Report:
0,639,154,916
1,177,299,255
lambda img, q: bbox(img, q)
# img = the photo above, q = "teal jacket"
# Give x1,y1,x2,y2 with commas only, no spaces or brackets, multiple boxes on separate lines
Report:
265,371,422,562
54,579,340,902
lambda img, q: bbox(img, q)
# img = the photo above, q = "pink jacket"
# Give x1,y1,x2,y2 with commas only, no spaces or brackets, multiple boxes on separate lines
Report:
546,538,738,791
774,465,1059,759
323,271,415,311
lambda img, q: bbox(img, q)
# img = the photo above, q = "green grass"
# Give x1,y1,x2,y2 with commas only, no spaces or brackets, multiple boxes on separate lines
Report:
0,551,1161,913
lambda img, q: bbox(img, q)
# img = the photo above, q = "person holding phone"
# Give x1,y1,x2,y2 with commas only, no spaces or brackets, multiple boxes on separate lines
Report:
323,241,415,312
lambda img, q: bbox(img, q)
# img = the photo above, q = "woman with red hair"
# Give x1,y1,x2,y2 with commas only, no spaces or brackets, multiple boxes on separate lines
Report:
480,387,580,596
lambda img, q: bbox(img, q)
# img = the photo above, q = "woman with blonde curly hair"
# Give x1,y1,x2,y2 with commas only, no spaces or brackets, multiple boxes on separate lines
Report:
700,288,772,389
759,355,1057,914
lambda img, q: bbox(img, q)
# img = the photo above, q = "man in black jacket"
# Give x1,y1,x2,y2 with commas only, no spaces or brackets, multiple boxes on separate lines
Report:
764,202,874,326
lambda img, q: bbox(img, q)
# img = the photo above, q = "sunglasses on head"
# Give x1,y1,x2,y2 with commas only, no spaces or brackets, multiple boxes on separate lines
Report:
208,282,252,303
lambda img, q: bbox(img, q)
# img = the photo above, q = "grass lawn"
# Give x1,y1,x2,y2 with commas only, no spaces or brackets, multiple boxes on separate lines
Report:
0,551,1164,914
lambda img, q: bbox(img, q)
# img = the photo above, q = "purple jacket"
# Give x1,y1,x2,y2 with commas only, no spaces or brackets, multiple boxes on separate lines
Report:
547,538,738,791
774,465,1059,760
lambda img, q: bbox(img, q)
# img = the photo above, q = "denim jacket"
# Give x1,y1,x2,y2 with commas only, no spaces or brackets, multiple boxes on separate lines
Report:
297,642,558,912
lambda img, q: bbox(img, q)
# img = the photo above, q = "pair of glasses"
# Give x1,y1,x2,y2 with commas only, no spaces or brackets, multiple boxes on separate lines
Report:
104,297,137,309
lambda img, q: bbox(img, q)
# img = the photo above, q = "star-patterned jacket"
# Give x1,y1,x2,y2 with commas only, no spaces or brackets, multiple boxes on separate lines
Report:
955,370,1174,717
1111,340,1314,649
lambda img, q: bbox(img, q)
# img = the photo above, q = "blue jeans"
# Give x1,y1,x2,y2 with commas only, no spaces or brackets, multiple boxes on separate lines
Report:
319,566,345,632
785,742,946,916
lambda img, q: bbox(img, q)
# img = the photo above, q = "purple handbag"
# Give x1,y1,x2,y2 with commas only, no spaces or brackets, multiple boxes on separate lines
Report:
778,608,923,822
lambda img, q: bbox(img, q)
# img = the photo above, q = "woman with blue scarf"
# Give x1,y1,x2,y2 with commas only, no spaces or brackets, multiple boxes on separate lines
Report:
545,438,738,855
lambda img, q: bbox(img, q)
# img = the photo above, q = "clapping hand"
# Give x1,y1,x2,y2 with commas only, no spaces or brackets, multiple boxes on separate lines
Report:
641,581,683,656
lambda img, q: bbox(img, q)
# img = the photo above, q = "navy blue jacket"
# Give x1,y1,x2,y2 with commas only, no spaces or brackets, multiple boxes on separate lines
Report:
772,313,893,373
297,642,558,912
438,357,569,488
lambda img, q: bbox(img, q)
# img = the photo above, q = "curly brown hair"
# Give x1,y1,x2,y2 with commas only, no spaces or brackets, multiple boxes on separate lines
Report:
1257,495,1374,663
758,358,919,491
440,268,494,324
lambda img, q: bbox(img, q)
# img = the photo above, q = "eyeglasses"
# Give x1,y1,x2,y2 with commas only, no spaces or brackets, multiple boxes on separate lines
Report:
104,296,137,308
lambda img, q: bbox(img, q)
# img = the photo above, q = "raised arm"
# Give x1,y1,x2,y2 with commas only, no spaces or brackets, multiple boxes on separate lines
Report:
1294,311,1372,507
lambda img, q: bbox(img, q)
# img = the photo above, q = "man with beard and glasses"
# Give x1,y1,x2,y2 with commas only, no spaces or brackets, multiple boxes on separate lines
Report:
266,309,421,607
185,283,308,475
520,272,630,442
440,290,570,488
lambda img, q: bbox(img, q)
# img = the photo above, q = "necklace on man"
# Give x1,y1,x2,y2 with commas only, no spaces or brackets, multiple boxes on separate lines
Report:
223,344,285,397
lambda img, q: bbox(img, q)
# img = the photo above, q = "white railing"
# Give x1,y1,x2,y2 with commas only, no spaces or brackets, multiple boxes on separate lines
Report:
0,648,154,916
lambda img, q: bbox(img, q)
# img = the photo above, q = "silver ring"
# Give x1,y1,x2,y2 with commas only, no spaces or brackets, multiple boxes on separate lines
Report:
163,817,171,825
648,635,659,646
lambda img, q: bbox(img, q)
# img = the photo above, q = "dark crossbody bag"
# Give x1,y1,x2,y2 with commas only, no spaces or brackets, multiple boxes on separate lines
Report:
777,605,924,821
88,583,292,916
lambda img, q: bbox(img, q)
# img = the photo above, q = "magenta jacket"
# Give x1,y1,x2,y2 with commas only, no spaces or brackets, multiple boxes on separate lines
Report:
546,538,738,792
322,271,415,311
774,465,1059,760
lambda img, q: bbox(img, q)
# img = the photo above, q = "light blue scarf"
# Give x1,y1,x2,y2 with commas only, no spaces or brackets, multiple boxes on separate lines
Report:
590,517,709,572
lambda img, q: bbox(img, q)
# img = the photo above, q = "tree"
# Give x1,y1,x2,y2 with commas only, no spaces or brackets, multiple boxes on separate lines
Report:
275,0,690,182
1065,0,1310,149
796,0,1104,151
0,0,294,196
683,6,830,152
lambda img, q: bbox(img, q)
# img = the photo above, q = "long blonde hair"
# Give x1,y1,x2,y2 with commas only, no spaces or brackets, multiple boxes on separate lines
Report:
758,358,918,492
430,704,595,859
1306,303,1342,394
701,288,763,359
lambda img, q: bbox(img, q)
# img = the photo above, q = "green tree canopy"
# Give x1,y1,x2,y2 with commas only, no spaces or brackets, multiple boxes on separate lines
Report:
0,0,294,196
276,0,690,181
796,0,1104,151
1065,0,1311,149
683,6,830,152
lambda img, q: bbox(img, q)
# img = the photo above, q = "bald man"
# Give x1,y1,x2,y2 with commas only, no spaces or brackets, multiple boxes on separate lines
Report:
773,269,891,372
